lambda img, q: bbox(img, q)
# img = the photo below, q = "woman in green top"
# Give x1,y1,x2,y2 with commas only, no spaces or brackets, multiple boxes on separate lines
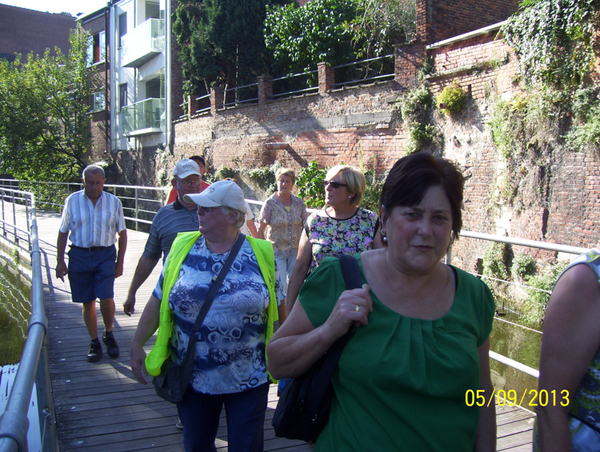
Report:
267,153,496,451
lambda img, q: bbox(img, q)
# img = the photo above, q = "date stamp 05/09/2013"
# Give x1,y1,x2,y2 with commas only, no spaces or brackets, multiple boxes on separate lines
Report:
465,389,570,408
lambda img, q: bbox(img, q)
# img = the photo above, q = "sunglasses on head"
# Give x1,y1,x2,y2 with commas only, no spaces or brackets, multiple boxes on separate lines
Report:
323,180,347,189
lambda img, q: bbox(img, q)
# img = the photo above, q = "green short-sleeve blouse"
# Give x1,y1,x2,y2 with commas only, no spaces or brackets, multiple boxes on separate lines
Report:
299,255,495,451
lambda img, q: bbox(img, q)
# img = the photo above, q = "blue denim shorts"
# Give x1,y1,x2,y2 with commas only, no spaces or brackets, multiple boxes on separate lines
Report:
67,245,116,303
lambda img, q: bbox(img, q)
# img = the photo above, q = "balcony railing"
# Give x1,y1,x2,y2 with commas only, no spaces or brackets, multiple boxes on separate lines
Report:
120,98,165,136
121,18,165,68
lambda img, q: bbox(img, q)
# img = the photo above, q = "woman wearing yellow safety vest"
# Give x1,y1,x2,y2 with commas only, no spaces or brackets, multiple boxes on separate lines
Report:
130,179,285,452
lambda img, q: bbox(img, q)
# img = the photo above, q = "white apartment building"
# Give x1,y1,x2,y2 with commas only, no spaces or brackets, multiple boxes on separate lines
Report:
80,0,174,156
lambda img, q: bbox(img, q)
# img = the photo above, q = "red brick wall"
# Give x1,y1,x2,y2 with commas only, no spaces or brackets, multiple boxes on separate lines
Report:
174,81,406,174
147,0,600,260
0,4,75,60
420,0,519,44
427,29,600,257
428,31,518,103
81,12,111,161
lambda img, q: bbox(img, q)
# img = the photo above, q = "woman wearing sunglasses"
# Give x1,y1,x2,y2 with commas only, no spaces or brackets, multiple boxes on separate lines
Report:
286,165,383,313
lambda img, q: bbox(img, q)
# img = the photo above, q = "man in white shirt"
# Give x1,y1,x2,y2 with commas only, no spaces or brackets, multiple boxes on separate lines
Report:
56,165,127,362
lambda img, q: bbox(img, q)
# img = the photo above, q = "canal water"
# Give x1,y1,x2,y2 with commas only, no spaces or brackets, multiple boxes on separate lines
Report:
490,312,542,409
0,255,31,366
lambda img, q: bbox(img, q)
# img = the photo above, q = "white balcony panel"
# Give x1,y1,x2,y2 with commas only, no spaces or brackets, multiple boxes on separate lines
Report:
121,19,165,68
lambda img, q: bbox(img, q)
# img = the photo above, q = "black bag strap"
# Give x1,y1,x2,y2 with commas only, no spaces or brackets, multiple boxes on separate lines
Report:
303,220,312,275
179,233,246,377
191,232,246,335
337,254,362,291
304,254,362,413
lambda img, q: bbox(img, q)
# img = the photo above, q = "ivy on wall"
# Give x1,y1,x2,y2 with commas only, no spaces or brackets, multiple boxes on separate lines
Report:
502,0,600,90
488,0,600,209
499,0,600,155
393,84,441,154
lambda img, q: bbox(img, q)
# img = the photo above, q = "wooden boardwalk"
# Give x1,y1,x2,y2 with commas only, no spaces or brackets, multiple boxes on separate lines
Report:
30,209,535,451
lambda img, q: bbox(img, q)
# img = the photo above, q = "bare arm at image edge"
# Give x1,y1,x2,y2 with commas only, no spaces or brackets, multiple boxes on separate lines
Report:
285,228,312,313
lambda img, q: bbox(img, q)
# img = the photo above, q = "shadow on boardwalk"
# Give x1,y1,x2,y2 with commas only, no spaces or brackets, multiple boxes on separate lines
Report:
34,209,533,451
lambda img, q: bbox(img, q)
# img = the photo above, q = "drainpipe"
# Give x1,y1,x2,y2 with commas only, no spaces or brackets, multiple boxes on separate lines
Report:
165,0,172,153
104,4,109,154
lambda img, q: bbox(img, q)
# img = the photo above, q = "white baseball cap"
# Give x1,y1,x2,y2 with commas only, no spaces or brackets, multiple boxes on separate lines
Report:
184,180,246,214
173,159,201,179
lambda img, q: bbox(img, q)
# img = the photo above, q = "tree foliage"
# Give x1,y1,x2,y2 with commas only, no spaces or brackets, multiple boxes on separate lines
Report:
173,0,292,97
295,161,327,208
265,0,360,75
265,0,415,75
352,0,417,60
0,26,96,181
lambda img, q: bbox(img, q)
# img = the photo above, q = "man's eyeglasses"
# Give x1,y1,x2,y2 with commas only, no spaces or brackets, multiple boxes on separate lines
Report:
177,177,203,188
323,180,347,189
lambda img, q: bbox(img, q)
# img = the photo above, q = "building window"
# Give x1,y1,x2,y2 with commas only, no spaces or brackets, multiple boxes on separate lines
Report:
86,31,106,66
90,91,105,112
118,13,127,49
146,78,161,99
119,83,128,111
146,1,160,20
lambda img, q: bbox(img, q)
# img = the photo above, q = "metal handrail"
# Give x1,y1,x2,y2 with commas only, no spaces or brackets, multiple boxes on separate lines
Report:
332,54,395,88
458,230,589,255
271,69,319,99
0,191,55,451
0,179,168,231
223,82,259,108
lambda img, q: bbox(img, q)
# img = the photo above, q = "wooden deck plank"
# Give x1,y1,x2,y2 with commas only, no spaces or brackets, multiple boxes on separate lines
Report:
25,208,535,451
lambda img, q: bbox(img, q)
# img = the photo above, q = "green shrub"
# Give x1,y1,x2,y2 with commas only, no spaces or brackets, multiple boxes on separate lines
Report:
406,123,438,155
394,85,439,154
296,161,327,208
565,86,600,152
396,84,435,123
248,166,276,194
501,0,598,91
437,83,467,115
522,261,568,326
511,253,536,280
361,170,384,213
482,242,512,299
482,242,511,281
213,166,238,181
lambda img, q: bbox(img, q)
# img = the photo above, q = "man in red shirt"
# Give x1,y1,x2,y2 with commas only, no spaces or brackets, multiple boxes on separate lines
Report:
165,156,209,204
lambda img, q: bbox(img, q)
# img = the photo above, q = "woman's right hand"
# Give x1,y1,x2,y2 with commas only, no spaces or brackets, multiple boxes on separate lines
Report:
268,283,373,379
323,284,372,339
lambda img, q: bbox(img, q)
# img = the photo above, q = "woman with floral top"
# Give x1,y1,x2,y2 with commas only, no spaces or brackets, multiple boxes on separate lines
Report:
258,168,309,296
286,165,383,312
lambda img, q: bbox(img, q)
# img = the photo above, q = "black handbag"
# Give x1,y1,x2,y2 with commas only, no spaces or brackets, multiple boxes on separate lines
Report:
153,233,246,403
271,254,362,442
